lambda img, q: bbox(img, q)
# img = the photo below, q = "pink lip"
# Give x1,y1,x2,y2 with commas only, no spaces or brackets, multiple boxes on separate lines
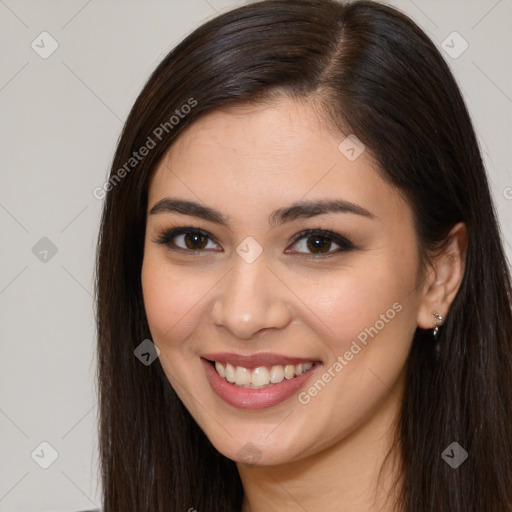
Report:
201,351,318,369
201,357,322,410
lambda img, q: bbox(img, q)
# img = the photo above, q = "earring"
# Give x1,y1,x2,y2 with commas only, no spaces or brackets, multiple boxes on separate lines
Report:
432,311,444,339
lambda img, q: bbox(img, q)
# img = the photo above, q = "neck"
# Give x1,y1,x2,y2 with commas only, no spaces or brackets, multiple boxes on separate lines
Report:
237,372,404,512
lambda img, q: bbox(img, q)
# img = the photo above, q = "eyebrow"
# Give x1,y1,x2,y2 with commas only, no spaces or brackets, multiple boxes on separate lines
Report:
149,197,376,226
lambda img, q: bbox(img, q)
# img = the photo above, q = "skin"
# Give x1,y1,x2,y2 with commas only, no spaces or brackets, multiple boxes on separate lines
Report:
141,96,467,512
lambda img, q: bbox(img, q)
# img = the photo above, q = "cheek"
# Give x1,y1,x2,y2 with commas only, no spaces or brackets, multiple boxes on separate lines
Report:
292,252,419,360
141,254,207,348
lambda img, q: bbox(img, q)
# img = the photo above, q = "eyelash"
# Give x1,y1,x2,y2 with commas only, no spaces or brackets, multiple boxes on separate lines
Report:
153,226,356,259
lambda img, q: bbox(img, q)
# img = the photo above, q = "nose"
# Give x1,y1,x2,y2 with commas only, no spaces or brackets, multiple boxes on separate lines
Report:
211,256,292,340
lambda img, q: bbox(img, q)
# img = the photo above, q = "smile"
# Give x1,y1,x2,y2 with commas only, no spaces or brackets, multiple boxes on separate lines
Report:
213,361,314,388
201,353,322,410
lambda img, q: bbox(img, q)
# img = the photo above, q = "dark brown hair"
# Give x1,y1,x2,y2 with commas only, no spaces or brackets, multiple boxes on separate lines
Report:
95,1,512,510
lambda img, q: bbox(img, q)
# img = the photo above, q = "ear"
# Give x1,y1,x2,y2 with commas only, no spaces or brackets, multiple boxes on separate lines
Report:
417,222,467,330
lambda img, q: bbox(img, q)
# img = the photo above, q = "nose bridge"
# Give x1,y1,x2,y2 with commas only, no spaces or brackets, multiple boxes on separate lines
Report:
212,253,291,339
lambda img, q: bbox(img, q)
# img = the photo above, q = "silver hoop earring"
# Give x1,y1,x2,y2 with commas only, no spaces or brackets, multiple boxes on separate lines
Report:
432,311,444,339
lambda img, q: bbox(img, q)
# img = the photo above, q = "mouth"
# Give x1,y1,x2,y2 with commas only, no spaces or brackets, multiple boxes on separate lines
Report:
209,360,315,389
200,353,322,410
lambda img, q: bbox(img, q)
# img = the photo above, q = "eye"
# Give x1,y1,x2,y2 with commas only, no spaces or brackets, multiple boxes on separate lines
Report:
285,229,355,257
154,227,221,252
154,226,355,258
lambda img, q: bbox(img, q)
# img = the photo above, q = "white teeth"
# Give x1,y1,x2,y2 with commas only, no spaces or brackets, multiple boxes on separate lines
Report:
252,367,270,386
215,361,226,378
225,363,236,383
213,361,315,387
284,364,295,379
270,365,284,383
235,366,252,386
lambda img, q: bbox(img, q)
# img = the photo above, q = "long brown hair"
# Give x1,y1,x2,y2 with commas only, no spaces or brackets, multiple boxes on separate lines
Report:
95,1,512,510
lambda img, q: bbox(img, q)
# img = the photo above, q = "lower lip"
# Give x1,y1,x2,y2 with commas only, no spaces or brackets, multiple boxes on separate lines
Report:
201,358,322,410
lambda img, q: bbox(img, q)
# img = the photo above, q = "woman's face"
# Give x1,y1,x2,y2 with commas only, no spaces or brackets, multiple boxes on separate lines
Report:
141,97,426,465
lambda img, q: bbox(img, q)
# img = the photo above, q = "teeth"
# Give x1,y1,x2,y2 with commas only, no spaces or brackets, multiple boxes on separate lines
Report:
235,366,252,386
252,367,270,386
303,362,313,372
270,365,284,383
225,363,236,383
215,361,226,378
284,365,295,379
213,361,314,388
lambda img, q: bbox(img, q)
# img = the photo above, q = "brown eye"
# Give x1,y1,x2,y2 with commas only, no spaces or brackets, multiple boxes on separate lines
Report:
286,229,355,257
305,235,332,253
155,228,221,252
183,232,208,250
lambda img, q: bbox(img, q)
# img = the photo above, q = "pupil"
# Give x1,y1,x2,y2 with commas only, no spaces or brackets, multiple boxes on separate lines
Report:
307,236,330,253
185,233,207,250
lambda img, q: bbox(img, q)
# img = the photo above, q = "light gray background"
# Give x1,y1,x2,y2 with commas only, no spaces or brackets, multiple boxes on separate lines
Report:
0,1,510,511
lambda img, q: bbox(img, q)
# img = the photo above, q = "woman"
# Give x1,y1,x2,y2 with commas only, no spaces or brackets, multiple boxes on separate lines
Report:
95,0,512,510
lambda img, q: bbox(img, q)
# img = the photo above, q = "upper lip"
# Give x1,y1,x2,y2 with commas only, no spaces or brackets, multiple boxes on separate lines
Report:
201,351,320,369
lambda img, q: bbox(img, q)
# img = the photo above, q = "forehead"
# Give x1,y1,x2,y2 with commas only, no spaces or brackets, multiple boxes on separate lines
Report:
147,97,404,224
